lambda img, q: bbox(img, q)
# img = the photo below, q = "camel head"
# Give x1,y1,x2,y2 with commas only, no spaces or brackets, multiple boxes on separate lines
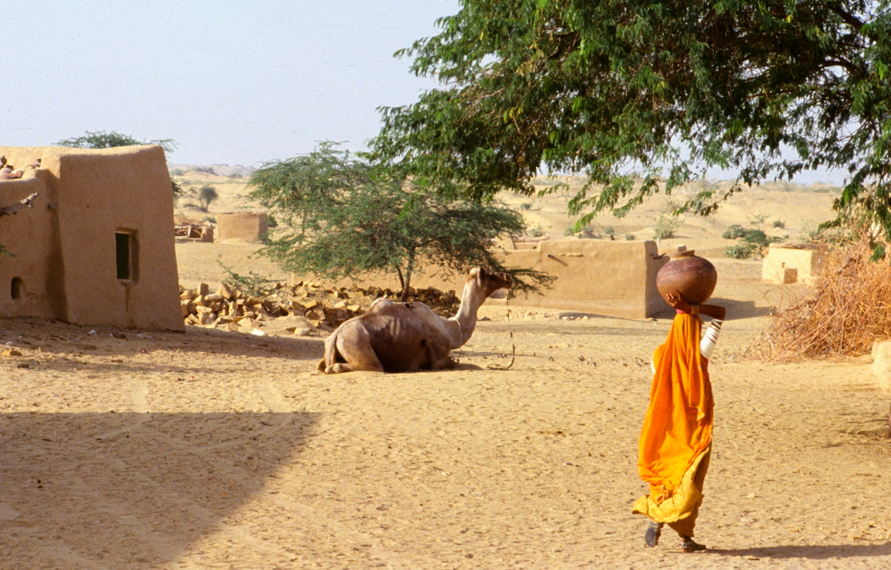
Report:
467,267,513,298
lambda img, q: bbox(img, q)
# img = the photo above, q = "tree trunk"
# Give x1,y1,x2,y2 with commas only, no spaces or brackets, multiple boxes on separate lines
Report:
396,267,408,301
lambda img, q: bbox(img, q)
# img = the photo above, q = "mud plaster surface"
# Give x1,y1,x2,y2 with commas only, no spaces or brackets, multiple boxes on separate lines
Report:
0,256,889,570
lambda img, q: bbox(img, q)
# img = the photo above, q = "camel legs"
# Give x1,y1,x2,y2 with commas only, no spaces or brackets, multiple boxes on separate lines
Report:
321,326,385,374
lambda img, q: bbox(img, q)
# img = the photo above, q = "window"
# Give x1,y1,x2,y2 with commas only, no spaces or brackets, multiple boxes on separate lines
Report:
10,277,22,300
115,231,135,281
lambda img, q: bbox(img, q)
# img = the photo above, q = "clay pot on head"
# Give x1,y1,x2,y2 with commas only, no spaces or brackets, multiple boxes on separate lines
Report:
656,251,717,305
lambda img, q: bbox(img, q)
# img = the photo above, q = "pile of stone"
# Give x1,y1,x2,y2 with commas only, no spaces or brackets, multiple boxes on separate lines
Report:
180,280,461,336
174,223,213,242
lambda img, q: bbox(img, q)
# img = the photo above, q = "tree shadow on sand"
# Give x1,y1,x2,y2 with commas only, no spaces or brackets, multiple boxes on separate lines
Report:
0,411,320,568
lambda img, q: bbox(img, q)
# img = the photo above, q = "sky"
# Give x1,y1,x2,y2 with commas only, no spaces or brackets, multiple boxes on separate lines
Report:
0,0,460,167
0,0,846,185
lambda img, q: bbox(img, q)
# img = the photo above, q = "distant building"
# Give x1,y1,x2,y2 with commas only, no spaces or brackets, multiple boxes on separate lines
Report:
762,243,827,285
0,145,183,330
217,212,268,243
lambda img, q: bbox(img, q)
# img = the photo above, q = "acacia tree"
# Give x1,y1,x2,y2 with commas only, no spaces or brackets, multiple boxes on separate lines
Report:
56,131,177,153
197,185,219,211
371,1,891,245
249,143,546,299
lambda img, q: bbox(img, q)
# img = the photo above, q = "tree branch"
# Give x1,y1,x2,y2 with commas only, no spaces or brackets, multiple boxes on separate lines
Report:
830,5,864,32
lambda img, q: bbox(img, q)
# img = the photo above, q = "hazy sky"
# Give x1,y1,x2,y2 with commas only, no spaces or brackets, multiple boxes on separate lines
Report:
0,0,460,167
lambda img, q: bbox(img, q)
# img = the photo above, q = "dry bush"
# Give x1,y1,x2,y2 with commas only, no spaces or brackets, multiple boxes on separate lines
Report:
746,235,891,361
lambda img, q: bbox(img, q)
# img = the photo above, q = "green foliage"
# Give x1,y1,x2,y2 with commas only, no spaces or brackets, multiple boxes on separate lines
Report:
248,142,548,298
198,185,219,212
653,215,679,240
603,225,615,236
624,234,636,241
724,242,762,260
371,1,891,237
773,220,786,229
171,178,184,198
742,229,771,248
56,130,177,153
217,259,275,298
723,225,785,258
722,224,749,240
749,212,769,227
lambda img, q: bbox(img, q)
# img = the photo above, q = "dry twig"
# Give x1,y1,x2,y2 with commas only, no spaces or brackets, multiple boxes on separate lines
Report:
746,235,891,361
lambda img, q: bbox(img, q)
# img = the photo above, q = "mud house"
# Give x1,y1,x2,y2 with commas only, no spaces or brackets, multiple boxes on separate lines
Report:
762,243,826,285
217,212,268,243
0,145,183,330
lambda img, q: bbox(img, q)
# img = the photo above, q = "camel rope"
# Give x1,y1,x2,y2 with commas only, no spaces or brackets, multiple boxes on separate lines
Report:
486,294,515,370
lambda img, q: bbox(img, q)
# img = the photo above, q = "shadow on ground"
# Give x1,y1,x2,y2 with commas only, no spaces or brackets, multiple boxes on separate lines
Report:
712,542,891,560
0,411,319,568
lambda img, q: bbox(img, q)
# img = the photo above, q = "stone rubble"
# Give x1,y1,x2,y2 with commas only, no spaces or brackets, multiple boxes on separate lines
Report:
179,280,461,336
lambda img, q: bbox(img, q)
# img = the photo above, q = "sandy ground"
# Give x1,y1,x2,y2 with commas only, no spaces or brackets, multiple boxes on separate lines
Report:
1,242,890,569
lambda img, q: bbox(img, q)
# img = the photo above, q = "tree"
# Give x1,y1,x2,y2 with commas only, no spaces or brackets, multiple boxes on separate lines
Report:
371,1,891,244
56,131,177,153
197,185,219,212
57,131,181,196
249,143,546,299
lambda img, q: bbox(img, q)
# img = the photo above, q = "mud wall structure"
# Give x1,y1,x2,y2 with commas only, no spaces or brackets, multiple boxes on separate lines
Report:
762,244,826,285
0,145,183,330
319,240,669,319
217,212,267,243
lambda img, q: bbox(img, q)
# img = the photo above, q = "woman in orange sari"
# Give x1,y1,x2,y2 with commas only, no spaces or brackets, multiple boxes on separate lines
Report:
633,290,725,552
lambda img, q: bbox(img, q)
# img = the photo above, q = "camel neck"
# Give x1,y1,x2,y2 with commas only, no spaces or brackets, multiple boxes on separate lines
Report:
449,281,486,347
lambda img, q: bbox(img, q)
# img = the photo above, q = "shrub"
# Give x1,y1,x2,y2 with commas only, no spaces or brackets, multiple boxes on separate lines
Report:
653,215,679,240
724,242,761,259
528,225,545,237
722,224,748,239
218,259,275,298
742,228,770,247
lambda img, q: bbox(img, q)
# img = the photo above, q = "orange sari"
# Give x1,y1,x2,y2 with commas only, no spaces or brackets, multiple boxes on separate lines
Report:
632,313,713,536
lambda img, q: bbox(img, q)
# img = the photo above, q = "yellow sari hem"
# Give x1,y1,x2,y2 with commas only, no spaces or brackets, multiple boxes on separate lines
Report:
632,444,710,524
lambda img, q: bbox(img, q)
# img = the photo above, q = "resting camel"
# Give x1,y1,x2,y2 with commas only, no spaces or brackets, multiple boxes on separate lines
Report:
317,267,513,374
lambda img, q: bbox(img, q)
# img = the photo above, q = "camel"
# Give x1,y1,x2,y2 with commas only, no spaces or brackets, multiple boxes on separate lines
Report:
317,267,513,374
